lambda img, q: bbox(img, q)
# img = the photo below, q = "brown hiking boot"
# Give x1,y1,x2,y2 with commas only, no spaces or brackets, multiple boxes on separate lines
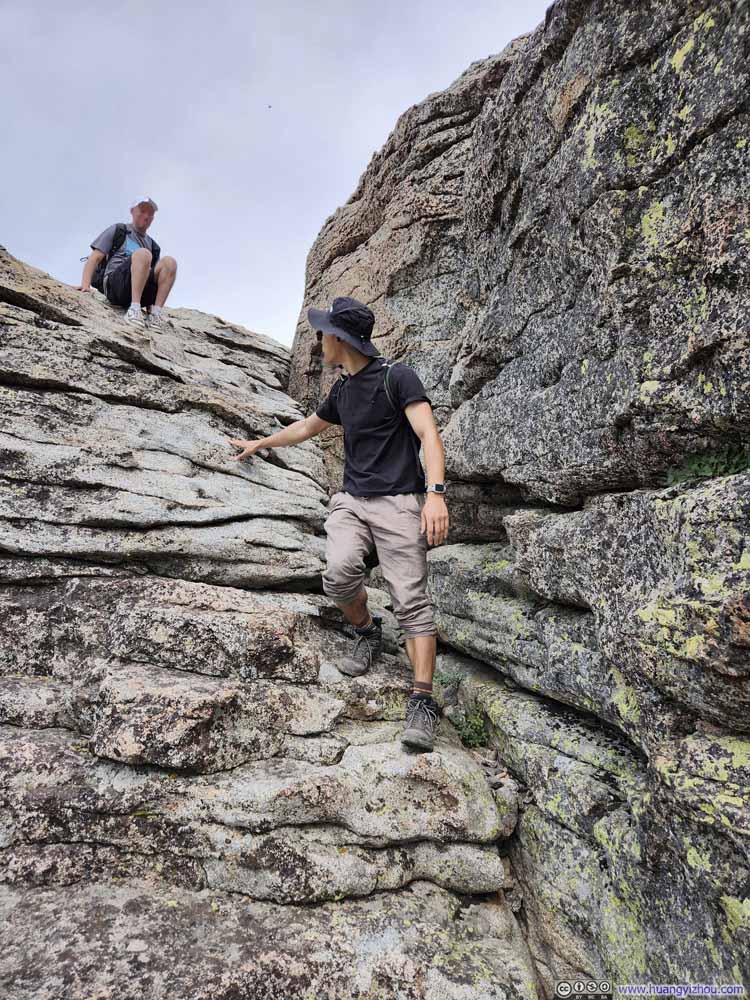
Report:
338,615,383,677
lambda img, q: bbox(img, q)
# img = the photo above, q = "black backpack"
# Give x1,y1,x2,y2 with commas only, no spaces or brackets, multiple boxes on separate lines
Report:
83,223,161,292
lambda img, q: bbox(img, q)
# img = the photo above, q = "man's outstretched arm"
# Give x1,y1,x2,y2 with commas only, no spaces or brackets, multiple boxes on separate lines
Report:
78,248,105,292
229,413,332,461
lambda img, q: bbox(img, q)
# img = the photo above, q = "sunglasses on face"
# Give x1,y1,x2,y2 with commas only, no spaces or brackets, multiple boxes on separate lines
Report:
315,330,323,341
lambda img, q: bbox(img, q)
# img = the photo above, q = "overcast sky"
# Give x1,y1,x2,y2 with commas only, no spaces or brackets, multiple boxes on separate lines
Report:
2,0,550,347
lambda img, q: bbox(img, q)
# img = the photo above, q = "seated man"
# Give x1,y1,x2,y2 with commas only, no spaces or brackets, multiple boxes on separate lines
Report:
78,197,177,328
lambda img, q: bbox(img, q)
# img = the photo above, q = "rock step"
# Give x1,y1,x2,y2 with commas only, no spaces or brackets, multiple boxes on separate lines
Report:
0,879,542,1000
0,722,515,905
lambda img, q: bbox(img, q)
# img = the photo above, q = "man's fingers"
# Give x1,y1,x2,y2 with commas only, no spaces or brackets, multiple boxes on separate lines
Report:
228,438,255,462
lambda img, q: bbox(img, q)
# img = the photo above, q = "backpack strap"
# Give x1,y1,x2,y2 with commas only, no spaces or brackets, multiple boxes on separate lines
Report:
90,223,128,292
111,223,128,257
376,357,399,414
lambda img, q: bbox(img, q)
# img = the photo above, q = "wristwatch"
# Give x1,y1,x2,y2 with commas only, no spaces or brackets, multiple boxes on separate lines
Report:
426,483,447,494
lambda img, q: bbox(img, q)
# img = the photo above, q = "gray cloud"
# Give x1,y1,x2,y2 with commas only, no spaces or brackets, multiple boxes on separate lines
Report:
1,0,550,345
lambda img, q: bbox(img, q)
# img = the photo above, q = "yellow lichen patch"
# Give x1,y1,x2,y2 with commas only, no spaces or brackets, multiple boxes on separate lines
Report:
640,200,666,249
670,37,695,74
693,11,716,31
685,845,712,872
636,603,677,627
677,104,695,122
580,358,589,374
610,667,641,724
695,572,729,598
709,735,750,774
576,96,617,170
624,124,647,151
639,380,660,400
678,633,704,658
720,896,750,935
737,137,748,149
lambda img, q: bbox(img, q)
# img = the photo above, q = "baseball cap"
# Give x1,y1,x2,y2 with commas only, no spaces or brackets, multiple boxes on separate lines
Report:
130,196,158,211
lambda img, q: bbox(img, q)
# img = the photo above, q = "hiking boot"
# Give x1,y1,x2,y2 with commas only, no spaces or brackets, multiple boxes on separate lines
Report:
124,304,145,328
401,695,440,752
338,615,383,677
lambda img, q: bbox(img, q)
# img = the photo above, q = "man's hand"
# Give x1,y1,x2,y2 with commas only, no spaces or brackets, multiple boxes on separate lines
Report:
229,438,266,461
77,284,93,293
421,493,449,546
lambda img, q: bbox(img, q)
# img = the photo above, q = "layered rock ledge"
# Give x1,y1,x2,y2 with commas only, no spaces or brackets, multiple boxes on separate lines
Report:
0,246,540,999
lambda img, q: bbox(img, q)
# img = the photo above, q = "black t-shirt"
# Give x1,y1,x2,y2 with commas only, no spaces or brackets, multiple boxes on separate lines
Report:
315,359,431,496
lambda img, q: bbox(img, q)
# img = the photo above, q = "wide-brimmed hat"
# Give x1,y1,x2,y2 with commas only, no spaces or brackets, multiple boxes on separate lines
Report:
307,296,379,358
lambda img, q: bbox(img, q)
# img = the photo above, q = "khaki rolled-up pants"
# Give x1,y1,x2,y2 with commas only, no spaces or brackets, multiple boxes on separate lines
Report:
322,491,437,637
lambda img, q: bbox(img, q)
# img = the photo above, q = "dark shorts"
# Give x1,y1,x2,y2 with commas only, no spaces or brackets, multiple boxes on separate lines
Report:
104,260,158,308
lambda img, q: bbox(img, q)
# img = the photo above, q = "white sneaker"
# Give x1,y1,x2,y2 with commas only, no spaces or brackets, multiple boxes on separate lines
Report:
146,309,168,330
124,304,145,328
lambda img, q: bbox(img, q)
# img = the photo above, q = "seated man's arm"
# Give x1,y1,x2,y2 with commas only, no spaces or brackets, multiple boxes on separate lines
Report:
229,412,333,461
78,248,105,291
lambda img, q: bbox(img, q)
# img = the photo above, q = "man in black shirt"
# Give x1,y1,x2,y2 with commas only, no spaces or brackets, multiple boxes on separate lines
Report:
229,297,449,752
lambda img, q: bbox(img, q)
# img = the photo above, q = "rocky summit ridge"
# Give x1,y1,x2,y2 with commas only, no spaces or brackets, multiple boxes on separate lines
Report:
2,0,750,996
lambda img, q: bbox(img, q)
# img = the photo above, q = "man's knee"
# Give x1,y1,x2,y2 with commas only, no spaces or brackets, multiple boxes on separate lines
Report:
131,248,152,266
158,255,177,274
392,599,436,637
322,554,366,602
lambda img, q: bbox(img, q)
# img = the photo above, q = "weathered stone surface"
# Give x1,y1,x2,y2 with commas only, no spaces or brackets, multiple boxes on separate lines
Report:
0,879,541,1000
67,662,345,772
430,473,750,747
436,653,749,989
0,247,541,991
6,0,750,989
0,721,511,903
0,247,327,588
291,0,750,506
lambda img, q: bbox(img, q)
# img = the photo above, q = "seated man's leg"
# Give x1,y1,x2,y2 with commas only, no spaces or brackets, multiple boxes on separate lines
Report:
103,261,134,307
152,256,177,308
129,247,153,306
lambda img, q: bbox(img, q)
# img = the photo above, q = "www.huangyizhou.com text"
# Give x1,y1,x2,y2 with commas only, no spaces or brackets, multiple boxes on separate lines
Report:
618,986,745,997
554,980,745,998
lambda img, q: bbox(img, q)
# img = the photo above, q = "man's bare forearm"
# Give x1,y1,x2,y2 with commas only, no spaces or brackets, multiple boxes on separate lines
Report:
256,418,310,449
421,431,446,486
80,253,103,289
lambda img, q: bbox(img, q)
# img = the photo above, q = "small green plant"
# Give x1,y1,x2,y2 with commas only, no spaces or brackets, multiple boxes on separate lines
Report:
665,444,750,485
453,709,489,748
435,664,465,691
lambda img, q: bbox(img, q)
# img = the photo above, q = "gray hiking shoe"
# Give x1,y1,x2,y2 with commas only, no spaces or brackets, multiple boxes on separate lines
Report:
146,309,169,330
124,304,145,328
401,695,440,752
338,615,383,677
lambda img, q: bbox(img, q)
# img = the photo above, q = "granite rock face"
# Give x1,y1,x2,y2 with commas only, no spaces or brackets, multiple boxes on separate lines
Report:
435,655,749,989
290,0,750,508
0,248,540,998
287,0,750,990
1,248,327,588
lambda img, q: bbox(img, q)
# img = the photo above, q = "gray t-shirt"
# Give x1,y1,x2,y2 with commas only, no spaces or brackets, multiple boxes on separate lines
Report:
91,223,154,277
